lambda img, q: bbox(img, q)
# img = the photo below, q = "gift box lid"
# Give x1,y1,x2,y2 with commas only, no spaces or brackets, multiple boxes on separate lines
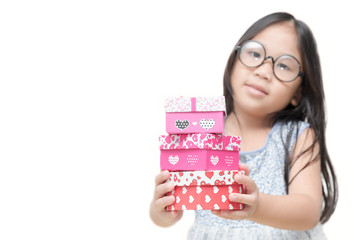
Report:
159,134,241,151
165,96,226,113
168,170,243,186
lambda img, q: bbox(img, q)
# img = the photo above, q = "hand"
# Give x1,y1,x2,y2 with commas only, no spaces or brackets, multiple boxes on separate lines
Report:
149,170,183,227
212,163,259,220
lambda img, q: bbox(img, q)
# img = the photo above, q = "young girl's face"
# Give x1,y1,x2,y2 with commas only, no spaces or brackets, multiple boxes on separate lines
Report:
231,22,303,119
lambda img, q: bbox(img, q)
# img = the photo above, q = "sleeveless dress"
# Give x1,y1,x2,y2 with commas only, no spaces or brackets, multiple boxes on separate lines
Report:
187,121,327,240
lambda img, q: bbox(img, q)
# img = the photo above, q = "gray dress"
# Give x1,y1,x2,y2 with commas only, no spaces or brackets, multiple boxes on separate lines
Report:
187,121,327,240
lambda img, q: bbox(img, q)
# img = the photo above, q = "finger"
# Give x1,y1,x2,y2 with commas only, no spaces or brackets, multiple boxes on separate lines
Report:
155,195,175,211
229,193,257,206
238,163,250,176
155,170,170,186
170,210,184,220
234,174,257,193
211,209,250,220
154,181,175,199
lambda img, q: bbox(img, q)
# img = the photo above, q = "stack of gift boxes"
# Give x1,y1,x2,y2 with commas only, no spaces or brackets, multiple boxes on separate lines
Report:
159,96,244,211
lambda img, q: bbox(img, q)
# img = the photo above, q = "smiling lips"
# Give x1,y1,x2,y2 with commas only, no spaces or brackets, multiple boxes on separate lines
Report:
246,83,268,96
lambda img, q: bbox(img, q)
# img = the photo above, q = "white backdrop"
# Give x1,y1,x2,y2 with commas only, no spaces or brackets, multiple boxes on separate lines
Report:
0,1,352,239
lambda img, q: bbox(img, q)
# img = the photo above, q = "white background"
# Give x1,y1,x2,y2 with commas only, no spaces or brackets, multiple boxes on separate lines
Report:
0,1,352,239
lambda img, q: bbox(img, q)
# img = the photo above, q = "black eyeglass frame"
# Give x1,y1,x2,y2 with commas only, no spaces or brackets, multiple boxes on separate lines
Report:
234,40,304,82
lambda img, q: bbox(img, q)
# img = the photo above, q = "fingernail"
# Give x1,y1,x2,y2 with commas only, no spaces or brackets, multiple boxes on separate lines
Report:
162,170,170,179
167,182,175,190
234,174,242,182
229,193,239,202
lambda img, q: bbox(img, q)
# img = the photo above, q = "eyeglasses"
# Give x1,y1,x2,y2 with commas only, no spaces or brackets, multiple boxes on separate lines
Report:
235,40,303,82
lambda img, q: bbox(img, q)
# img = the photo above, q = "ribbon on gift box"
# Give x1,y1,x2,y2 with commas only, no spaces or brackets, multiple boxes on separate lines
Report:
191,97,197,112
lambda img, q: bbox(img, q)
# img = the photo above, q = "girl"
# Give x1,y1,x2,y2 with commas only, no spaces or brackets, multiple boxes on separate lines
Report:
150,12,338,239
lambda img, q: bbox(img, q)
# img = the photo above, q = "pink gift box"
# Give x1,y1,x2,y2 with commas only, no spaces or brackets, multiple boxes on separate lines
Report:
167,170,244,210
160,134,241,171
165,96,226,134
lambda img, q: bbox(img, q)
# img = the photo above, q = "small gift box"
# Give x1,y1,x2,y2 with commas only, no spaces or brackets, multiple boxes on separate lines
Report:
160,133,241,171
166,170,244,210
165,96,226,134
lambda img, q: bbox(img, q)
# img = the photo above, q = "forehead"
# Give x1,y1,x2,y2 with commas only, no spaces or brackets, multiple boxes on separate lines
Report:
251,22,301,62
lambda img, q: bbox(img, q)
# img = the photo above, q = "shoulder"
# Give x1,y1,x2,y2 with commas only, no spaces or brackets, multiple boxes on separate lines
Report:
292,125,318,161
276,120,310,150
287,121,319,173
278,120,310,135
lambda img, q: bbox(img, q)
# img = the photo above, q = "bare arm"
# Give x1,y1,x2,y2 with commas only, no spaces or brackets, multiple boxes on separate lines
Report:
213,128,322,230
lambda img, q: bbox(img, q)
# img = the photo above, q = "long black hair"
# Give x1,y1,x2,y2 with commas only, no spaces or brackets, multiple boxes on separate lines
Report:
223,12,337,223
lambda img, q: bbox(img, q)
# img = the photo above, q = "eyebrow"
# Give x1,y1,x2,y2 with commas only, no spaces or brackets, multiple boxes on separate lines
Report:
257,41,301,62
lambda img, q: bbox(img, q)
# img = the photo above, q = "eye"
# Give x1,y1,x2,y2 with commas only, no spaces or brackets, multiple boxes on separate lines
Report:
275,55,299,73
276,63,291,71
250,51,261,59
246,50,262,60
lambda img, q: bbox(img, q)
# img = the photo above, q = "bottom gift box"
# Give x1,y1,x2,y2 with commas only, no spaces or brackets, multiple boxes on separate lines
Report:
166,170,244,211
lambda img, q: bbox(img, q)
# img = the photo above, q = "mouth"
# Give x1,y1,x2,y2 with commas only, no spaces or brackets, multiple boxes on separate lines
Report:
245,83,268,96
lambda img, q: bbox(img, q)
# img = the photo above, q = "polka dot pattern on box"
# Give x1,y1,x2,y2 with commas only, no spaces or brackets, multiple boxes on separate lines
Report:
199,119,215,130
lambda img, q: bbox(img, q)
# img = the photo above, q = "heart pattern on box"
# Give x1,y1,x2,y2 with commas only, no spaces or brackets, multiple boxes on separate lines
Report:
175,120,189,130
160,134,241,151
200,119,215,130
210,155,219,166
167,184,243,211
205,171,214,179
168,155,179,165
166,171,244,211
169,170,240,186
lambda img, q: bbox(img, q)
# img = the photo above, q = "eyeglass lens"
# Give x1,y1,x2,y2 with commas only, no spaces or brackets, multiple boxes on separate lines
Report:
238,41,301,82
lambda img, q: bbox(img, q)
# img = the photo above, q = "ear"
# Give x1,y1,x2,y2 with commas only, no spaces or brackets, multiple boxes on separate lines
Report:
290,86,302,107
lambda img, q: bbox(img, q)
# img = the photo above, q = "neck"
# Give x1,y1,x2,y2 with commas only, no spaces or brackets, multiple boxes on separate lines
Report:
225,109,274,151
230,109,273,132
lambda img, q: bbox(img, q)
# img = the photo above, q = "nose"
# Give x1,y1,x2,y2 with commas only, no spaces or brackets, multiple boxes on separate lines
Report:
254,57,274,80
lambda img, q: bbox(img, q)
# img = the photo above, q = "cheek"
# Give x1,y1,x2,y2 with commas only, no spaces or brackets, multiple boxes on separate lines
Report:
273,82,301,107
230,63,248,91
273,92,294,109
